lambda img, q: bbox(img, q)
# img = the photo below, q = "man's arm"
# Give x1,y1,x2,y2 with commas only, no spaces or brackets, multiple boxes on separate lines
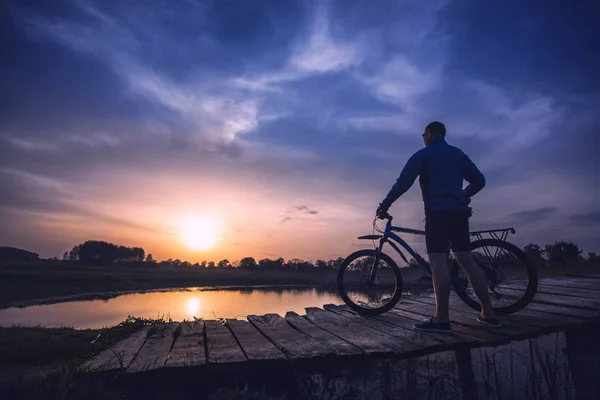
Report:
463,155,486,198
379,151,424,210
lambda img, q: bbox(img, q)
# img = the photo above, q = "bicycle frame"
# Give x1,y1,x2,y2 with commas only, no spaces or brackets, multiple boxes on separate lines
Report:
358,216,516,281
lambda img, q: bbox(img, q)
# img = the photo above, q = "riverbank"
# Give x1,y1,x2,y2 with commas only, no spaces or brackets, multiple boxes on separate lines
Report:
0,316,156,384
2,259,595,310
0,262,429,309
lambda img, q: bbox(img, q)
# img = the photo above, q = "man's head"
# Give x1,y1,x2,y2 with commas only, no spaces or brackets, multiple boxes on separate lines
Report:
423,121,446,146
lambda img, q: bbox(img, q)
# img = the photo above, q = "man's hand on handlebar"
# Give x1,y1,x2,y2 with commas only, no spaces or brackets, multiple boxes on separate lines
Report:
375,203,392,220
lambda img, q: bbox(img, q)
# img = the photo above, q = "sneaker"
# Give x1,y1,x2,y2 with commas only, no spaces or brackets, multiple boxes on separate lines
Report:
476,314,502,328
413,316,452,333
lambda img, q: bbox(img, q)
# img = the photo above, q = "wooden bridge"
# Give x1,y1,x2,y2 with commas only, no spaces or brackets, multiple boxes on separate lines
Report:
85,274,600,399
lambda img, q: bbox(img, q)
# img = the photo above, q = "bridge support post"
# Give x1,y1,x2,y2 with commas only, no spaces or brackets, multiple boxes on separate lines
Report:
566,321,600,400
454,346,477,400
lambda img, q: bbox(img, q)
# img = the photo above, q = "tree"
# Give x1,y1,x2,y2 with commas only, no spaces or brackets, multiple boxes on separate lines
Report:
239,257,257,269
523,243,545,265
544,241,582,264
327,257,344,269
68,246,79,260
285,258,314,270
257,258,285,269
588,252,600,264
315,259,327,269
0,246,40,262
200,261,207,269
130,247,145,262
207,261,216,268
145,253,155,263
65,240,147,265
217,259,231,268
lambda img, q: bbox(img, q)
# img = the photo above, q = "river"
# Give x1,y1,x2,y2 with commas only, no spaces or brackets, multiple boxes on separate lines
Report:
0,287,345,329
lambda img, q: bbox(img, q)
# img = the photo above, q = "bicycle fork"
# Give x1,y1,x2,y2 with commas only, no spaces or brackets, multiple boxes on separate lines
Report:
368,239,386,285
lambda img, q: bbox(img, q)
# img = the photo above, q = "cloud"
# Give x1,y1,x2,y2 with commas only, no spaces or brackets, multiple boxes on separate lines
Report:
294,205,318,215
0,168,166,235
509,207,558,225
279,204,320,223
363,55,440,112
464,81,561,149
289,4,364,74
22,3,266,146
569,210,600,225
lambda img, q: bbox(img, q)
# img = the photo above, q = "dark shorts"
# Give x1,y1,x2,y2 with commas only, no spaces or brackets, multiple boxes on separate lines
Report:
425,210,471,254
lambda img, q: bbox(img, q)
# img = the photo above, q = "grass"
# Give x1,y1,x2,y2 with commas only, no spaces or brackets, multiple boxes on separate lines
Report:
0,316,161,368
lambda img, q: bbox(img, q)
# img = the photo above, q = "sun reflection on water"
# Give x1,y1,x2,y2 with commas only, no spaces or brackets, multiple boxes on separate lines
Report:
0,288,344,329
186,297,201,316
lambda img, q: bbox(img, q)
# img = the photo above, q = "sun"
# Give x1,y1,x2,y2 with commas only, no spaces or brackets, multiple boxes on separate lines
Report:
180,216,218,251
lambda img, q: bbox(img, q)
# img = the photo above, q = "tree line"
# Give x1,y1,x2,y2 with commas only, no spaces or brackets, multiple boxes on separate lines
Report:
1,239,598,267
523,241,599,265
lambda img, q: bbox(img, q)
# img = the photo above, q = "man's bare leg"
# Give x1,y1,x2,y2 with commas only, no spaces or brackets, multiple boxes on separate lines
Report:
454,251,496,318
429,253,452,323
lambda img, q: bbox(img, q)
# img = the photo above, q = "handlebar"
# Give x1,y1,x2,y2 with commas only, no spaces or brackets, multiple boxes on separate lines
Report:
376,211,393,222
377,203,473,222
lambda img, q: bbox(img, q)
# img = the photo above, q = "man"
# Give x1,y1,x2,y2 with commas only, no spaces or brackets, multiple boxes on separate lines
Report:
376,121,501,332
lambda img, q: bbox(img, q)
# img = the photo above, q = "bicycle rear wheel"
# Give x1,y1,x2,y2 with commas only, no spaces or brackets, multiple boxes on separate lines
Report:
337,249,403,316
451,238,538,316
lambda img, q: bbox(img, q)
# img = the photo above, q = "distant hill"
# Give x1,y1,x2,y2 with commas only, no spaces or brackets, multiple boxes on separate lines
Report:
0,246,40,262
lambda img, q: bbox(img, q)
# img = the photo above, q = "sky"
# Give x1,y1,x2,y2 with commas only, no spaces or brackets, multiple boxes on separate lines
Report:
1,0,599,263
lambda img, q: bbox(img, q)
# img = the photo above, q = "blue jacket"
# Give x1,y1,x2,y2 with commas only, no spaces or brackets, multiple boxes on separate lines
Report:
380,138,486,213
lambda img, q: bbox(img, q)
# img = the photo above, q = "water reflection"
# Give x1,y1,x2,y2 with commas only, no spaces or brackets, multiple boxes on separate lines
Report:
0,287,343,329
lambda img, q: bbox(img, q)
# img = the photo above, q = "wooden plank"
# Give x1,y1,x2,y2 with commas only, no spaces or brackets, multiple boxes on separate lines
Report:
127,323,179,373
248,313,332,359
502,281,600,300
323,304,449,355
165,321,205,368
393,298,540,339
415,296,580,332
204,320,246,364
388,304,509,345
363,306,483,347
497,287,600,311
519,301,600,320
305,307,413,355
511,307,587,326
226,319,286,361
415,294,585,331
409,296,540,333
567,273,600,280
284,312,362,357
83,326,150,371
539,277,600,291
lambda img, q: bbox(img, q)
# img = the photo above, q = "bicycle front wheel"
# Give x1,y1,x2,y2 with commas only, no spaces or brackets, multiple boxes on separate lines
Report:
337,249,403,316
451,239,538,316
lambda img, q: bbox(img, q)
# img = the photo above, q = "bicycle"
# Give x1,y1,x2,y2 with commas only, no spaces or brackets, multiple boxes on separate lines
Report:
337,210,538,316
